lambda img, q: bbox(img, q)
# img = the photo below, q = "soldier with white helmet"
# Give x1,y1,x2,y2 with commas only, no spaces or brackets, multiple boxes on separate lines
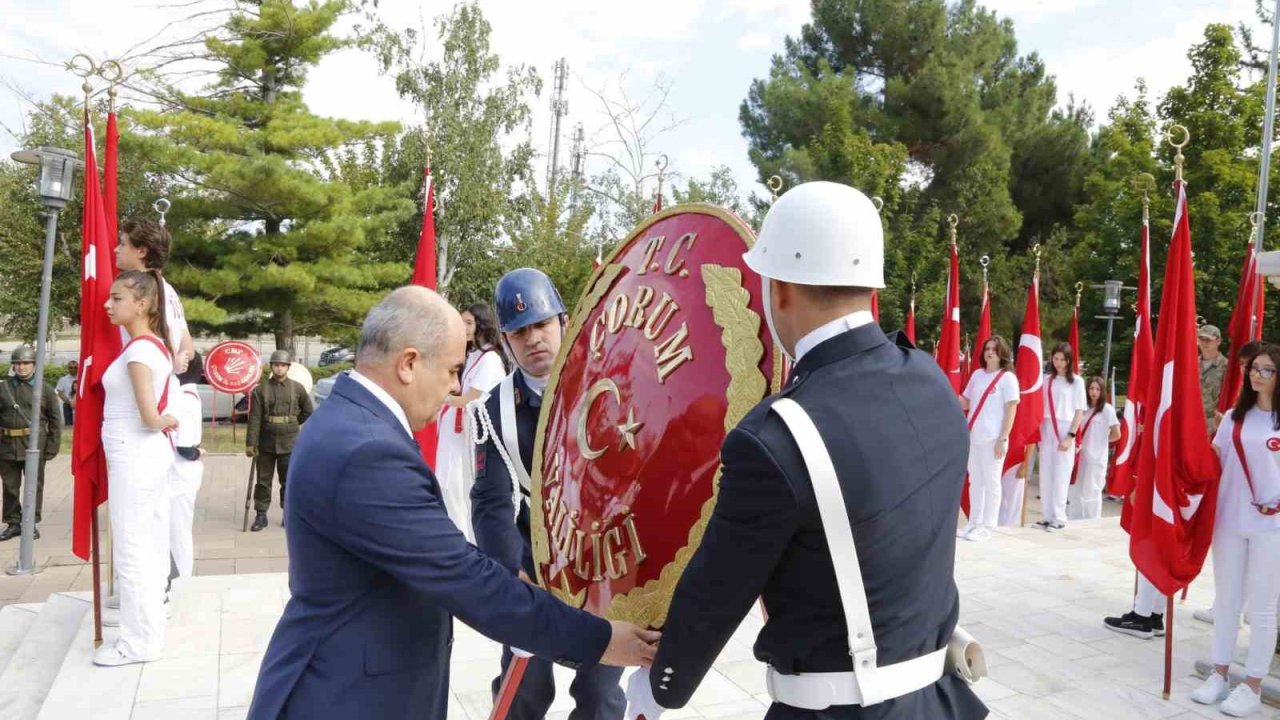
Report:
626,182,987,718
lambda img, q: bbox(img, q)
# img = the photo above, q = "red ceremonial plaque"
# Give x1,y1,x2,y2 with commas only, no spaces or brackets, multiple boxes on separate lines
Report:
531,204,780,628
205,341,263,395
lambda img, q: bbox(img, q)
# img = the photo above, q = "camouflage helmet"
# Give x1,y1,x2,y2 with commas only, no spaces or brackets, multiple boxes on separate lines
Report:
9,346,35,364
269,350,292,365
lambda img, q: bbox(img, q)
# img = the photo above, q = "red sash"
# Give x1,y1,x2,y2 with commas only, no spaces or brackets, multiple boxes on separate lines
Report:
967,370,1009,432
1069,408,1100,486
1231,417,1280,516
1046,375,1063,443
124,335,174,447
446,349,497,434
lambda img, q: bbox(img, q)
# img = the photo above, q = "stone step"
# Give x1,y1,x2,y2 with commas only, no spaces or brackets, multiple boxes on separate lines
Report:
1196,658,1280,708
0,593,91,720
37,593,141,720
0,604,41,678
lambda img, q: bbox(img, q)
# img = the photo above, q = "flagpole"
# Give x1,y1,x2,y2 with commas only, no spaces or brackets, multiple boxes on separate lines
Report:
1251,0,1280,337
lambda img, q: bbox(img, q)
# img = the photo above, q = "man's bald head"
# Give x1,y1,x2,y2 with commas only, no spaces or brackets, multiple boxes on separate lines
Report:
355,286,467,430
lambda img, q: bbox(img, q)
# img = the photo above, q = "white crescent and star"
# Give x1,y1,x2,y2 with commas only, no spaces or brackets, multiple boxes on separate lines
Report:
576,379,644,460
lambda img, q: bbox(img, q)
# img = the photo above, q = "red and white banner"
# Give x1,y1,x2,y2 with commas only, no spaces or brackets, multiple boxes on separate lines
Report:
1000,272,1044,515
413,164,440,468
1217,243,1265,414
936,243,962,393
1112,209,1155,503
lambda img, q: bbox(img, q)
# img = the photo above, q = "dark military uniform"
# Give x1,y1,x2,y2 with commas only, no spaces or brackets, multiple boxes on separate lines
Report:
648,325,988,719
247,376,313,513
471,370,625,720
0,373,61,528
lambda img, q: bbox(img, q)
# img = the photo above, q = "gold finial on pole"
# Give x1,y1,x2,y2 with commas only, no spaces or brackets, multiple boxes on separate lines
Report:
69,54,97,109
1166,124,1190,183
421,126,434,169
979,255,990,292
767,175,783,204
1134,172,1156,224
910,271,917,303
153,198,171,227
947,213,959,247
872,196,884,213
99,60,123,112
655,154,668,203
1074,281,1084,308
1033,243,1042,276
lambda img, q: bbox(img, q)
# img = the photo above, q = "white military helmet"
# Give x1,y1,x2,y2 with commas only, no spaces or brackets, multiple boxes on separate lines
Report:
743,181,885,288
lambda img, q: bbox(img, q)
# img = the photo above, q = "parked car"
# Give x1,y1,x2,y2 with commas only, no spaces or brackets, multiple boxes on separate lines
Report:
196,384,248,421
318,346,354,367
312,374,341,406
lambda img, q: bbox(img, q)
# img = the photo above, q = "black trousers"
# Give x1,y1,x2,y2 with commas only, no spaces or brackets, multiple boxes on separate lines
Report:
492,646,625,720
254,451,290,512
0,457,44,525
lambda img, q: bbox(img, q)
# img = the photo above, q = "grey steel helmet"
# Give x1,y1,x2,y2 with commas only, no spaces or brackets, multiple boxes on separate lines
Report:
269,350,292,365
9,346,35,364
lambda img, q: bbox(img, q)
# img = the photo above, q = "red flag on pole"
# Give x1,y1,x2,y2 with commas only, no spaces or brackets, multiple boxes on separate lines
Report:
72,115,123,561
1068,302,1081,375
1216,243,1265,414
968,282,991,385
411,162,440,469
1129,180,1221,596
870,290,880,323
592,244,602,272
104,110,119,248
1111,213,1154,500
936,242,962,393
1000,271,1044,520
905,297,916,344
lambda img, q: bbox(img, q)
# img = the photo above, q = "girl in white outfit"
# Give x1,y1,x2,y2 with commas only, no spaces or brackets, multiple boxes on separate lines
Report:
958,335,1020,541
95,270,177,667
1067,376,1120,520
1037,343,1086,531
434,303,506,541
1192,345,1280,717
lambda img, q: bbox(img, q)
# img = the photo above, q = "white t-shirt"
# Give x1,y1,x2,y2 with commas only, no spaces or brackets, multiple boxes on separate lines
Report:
963,368,1020,444
118,279,188,359
1042,374,1088,432
464,348,506,395
1077,403,1119,462
102,337,174,432
55,375,74,402
1212,408,1280,532
171,382,203,449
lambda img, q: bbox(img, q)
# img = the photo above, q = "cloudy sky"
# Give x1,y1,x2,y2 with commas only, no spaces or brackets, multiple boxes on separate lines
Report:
0,0,1272,201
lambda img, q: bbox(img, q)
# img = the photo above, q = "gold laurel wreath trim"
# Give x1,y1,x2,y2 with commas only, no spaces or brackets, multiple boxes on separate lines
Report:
604,263,765,625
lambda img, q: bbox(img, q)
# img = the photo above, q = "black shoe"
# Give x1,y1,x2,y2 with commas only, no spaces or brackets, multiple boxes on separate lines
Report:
32,527,39,540
1034,520,1051,529
1150,612,1165,637
1104,611,1154,639
250,512,268,532
0,524,18,542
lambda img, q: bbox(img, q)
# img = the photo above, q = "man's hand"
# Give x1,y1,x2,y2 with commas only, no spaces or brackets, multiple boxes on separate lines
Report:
600,621,660,667
625,667,665,720
246,447,257,458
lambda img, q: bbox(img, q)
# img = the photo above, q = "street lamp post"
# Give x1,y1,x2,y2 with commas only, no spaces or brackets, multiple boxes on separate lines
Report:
1094,279,1129,385
7,146,80,576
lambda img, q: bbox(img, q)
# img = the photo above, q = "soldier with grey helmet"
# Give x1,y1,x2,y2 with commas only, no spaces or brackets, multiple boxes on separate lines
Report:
0,346,61,541
246,349,313,531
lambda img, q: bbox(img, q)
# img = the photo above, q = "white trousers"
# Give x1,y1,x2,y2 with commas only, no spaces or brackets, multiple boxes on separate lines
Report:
169,458,203,580
1134,572,1169,617
1038,422,1076,524
1210,526,1280,677
104,424,173,661
1067,452,1107,520
967,440,1003,528
434,415,475,543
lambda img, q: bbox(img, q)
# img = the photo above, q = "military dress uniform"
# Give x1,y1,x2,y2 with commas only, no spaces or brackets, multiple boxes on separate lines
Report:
0,354,61,539
472,268,626,720
246,374,313,524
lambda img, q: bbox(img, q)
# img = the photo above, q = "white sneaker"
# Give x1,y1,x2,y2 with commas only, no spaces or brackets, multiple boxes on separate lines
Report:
1190,672,1231,705
965,527,993,542
956,523,976,539
105,594,120,610
1220,683,1262,717
93,645,153,667
1193,606,1215,624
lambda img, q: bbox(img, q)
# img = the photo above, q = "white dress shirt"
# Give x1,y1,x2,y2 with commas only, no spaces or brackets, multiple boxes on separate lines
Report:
350,370,411,435
794,310,876,363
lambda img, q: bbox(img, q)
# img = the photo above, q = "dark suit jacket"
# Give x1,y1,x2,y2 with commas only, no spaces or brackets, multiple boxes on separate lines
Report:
651,324,987,719
248,373,611,720
471,369,538,578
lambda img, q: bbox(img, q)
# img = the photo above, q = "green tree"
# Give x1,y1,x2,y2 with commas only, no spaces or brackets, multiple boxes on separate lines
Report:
128,0,414,351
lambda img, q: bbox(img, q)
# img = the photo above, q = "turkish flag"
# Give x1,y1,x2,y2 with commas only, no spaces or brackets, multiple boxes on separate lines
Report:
1128,181,1221,596
936,243,962,393
1112,214,1155,504
905,298,917,344
652,191,663,214
1068,304,1081,375
411,164,440,469
999,272,1045,522
72,114,124,561
870,289,880,323
1217,244,1265,414
968,283,991,385
103,110,119,247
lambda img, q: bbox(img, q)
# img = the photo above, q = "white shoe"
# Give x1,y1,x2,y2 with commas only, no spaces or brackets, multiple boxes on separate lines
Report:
1191,672,1231,705
93,645,153,667
1194,607,1215,624
105,594,120,610
1220,683,1262,717
964,527,993,542
956,523,975,539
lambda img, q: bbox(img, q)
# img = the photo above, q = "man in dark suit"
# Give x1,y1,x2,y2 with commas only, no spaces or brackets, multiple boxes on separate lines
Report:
626,182,987,719
472,268,626,719
249,286,658,720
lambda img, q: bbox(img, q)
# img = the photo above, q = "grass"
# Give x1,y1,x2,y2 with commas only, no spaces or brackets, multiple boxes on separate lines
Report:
56,421,253,456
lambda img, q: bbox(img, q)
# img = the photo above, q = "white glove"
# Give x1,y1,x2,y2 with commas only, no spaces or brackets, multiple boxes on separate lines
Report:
625,667,665,720
511,646,533,659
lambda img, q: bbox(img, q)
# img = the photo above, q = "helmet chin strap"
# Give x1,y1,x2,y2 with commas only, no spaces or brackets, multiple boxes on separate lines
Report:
761,277,796,364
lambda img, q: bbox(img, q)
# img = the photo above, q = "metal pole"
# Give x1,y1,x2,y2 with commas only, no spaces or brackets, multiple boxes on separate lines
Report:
1101,316,1116,386
11,208,59,575
1251,0,1280,336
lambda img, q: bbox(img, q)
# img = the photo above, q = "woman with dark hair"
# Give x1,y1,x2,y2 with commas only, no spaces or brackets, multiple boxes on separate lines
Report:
1067,376,1120,520
1037,342,1087,531
96,270,178,667
1192,344,1280,717
958,335,1019,541
435,302,507,540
